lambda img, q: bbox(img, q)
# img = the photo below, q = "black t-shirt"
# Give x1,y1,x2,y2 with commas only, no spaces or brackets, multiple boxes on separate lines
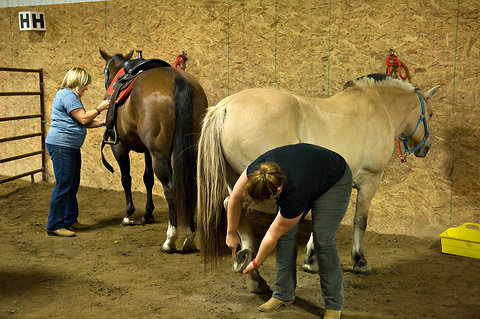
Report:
246,143,347,219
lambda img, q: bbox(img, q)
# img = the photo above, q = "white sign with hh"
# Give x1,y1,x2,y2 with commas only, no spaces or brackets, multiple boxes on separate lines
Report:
19,11,46,31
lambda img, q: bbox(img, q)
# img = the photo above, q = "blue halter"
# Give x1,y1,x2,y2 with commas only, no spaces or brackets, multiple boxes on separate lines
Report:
397,90,429,155
104,56,117,90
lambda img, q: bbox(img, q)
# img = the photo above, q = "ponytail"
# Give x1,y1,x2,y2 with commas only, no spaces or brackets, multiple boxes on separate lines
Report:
246,162,285,201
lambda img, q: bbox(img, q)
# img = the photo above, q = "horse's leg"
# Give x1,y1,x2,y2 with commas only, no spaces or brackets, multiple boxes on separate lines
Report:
141,151,155,224
182,215,197,253
240,211,270,294
150,151,177,253
224,196,270,294
352,173,383,274
111,142,135,226
302,233,318,273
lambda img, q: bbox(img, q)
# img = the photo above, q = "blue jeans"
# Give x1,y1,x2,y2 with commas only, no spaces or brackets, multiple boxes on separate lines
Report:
272,165,352,310
46,143,81,231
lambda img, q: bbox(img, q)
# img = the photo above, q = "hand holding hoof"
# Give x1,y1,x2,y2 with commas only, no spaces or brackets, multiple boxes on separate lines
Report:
233,249,254,273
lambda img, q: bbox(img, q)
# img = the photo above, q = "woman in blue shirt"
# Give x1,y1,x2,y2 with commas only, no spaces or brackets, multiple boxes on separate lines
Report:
226,143,352,319
45,67,110,237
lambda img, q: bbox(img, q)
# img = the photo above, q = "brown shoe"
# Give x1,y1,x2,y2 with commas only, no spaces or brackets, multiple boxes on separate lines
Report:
69,222,90,230
258,297,294,312
47,228,76,237
324,309,341,319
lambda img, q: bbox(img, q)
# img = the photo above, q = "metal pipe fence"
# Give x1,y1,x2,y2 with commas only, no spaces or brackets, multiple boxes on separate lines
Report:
0,67,46,184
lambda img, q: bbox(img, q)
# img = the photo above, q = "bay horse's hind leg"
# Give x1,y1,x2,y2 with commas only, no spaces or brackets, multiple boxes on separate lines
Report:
151,151,177,253
141,151,155,224
111,142,135,226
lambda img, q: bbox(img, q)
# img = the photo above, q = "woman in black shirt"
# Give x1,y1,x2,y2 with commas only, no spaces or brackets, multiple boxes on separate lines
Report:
226,143,352,319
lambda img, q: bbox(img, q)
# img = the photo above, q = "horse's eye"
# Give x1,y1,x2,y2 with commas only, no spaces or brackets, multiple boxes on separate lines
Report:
429,112,433,118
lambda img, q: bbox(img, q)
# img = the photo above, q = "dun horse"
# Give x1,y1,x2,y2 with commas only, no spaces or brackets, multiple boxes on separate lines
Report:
100,50,208,252
197,74,439,292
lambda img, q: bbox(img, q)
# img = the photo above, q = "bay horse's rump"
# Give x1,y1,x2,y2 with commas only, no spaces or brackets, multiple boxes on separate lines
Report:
101,50,208,252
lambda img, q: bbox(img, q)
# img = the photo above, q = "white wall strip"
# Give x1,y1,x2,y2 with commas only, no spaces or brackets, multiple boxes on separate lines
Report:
1,0,108,8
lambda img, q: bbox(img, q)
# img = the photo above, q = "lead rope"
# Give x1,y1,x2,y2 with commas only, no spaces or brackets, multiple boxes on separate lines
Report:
174,51,188,70
385,50,409,163
385,50,409,80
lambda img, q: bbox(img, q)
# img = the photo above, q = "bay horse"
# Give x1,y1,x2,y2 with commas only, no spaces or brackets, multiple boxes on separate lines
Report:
100,50,208,253
197,73,439,292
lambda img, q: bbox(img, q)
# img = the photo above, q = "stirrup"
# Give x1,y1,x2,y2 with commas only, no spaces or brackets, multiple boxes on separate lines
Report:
103,126,119,145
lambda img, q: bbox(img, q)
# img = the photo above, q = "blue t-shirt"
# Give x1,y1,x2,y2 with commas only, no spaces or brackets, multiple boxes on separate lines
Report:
45,88,87,149
247,143,347,219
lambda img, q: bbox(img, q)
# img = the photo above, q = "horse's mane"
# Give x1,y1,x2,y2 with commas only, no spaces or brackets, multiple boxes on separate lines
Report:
343,73,417,92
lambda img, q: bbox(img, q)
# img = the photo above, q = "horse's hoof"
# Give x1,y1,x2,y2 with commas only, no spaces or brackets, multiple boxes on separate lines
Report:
302,253,318,274
233,249,254,273
302,262,319,274
353,261,372,275
160,244,176,254
121,217,135,226
181,240,197,253
141,215,155,224
247,270,271,294
181,246,198,253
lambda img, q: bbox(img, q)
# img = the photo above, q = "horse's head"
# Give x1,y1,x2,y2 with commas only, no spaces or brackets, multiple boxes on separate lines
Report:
99,49,134,92
399,85,440,158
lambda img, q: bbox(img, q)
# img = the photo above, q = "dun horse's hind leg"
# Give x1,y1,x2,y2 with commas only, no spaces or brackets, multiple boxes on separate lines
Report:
111,142,136,226
151,151,177,253
142,152,155,224
224,196,270,294
240,212,270,294
182,218,197,253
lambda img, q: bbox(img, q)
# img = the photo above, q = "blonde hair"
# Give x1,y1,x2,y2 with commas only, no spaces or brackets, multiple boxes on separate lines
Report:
246,162,286,202
60,67,91,95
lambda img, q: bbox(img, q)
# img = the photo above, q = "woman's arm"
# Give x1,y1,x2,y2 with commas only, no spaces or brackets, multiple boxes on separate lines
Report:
85,120,106,128
226,169,248,258
242,212,302,274
70,99,110,125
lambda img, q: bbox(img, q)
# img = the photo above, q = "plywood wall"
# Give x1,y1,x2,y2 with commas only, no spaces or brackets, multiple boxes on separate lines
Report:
0,0,478,237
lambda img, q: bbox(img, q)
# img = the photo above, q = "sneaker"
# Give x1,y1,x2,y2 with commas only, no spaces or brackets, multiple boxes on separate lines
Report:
258,297,294,312
47,228,76,237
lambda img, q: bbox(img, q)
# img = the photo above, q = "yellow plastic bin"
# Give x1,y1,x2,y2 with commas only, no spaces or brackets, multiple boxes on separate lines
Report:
440,223,480,259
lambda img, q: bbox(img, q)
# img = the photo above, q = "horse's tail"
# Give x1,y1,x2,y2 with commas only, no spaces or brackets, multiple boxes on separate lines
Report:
172,77,196,230
197,102,229,268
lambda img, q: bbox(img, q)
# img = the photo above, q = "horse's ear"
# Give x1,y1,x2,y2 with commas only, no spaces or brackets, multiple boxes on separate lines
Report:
425,85,440,100
124,50,134,61
99,49,111,62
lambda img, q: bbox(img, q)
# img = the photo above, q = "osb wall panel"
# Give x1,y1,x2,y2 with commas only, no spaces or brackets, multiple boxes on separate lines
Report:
0,0,478,238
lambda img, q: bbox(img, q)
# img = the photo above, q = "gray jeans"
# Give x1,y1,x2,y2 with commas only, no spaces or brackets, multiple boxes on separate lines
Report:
272,165,352,310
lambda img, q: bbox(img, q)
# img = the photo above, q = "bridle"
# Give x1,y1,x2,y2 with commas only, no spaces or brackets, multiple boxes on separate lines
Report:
104,56,118,89
397,90,429,156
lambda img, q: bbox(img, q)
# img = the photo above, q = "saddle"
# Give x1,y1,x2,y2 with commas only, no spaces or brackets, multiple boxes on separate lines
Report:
103,53,171,145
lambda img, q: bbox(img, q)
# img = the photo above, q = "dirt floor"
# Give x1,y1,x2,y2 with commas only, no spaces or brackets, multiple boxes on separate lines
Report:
0,178,479,319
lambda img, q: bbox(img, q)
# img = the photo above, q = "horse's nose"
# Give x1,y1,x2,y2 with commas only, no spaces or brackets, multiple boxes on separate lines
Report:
414,139,431,157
